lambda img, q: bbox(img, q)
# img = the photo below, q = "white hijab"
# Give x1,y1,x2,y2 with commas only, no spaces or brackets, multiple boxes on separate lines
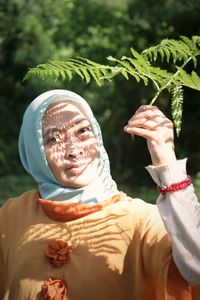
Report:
18,89,118,203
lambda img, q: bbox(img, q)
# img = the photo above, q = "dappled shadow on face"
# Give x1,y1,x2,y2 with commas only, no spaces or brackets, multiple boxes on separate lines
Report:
42,101,99,187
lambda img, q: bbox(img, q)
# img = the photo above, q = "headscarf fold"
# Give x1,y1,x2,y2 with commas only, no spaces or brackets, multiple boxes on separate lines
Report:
18,89,118,203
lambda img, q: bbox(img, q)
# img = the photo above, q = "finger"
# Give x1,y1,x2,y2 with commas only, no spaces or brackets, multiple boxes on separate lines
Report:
128,108,166,124
125,119,158,131
127,116,173,131
125,127,161,142
124,121,173,142
125,126,173,144
134,105,161,114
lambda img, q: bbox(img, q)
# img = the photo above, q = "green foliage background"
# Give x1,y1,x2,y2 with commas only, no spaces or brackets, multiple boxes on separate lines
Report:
1,0,200,203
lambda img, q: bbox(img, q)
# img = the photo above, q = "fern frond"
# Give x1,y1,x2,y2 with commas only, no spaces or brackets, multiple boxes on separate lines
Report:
24,36,200,91
175,68,200,91
142,35,200,66
122,51,174,93
25,58,116,86
107,52,174,88
171,86,184,136
24,35,200,137
24,65,58,82
107,55,143,83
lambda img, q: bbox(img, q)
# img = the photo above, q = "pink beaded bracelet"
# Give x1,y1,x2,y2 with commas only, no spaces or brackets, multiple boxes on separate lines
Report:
157,176,192,194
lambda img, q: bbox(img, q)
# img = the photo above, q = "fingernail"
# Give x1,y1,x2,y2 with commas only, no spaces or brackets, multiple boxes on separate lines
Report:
124,126,131,132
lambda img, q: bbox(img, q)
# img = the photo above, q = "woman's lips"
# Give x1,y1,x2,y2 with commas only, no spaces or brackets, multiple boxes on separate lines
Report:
67,163,88,175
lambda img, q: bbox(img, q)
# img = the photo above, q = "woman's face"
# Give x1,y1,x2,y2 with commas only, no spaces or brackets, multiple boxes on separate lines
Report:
42,101,99,188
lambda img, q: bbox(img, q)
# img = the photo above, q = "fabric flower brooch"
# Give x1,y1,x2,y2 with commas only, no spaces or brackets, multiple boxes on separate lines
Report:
45,240,71,268
41,277,67,300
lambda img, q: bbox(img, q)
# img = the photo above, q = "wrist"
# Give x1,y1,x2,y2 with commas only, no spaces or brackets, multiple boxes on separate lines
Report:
157,176,192,194
150,147,177,166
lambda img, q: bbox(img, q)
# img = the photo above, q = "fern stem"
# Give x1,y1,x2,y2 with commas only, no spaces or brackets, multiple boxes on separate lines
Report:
149,56,193,105
151,79,160,91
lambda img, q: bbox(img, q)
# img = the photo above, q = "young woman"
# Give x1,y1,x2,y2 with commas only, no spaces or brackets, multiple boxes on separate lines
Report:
0,89,200,300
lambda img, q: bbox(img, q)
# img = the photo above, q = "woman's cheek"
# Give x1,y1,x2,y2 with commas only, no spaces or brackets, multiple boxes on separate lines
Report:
46,147,63,167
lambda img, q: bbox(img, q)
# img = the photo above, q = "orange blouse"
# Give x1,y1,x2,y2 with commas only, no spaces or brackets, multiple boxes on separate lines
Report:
0,190,199,300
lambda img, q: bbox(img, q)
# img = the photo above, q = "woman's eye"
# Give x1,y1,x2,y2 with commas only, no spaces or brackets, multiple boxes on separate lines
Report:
79,127,91,134
47,136,61,144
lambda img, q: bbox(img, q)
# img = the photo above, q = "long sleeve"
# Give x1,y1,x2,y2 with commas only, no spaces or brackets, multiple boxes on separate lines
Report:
146,159,200,285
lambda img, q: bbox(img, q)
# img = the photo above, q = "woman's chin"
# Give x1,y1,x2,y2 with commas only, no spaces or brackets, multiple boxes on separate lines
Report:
62,179,93,188
60,172,96,188
55,160,99,188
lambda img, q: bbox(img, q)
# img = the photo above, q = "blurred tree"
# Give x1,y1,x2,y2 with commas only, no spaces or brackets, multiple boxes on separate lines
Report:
0,0,59,173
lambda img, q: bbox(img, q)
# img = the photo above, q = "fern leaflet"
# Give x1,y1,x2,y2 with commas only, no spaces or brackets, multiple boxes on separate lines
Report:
171,86,184,137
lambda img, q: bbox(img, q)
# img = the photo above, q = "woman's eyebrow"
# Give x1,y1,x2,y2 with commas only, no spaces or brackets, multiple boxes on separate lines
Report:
43,118,90,138
43,127,61,139
74,117,89,125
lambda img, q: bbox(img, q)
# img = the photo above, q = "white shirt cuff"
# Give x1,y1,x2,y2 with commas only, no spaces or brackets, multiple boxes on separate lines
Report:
145,158,188,187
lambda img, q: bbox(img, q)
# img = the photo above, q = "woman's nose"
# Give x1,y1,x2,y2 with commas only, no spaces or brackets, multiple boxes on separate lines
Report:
65,144,84,159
